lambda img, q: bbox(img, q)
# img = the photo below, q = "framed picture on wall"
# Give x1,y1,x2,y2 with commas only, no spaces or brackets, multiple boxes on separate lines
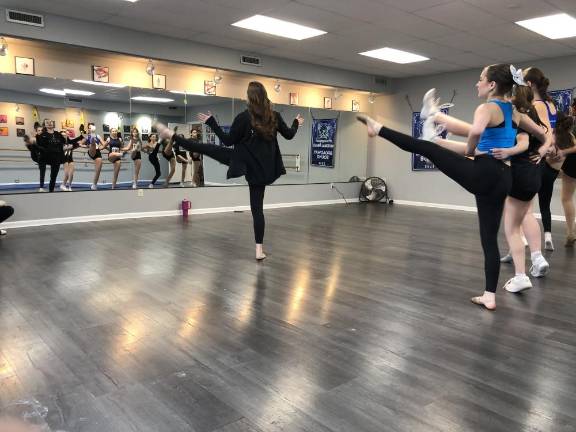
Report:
204,80,216,96
141,134,149,142
123,125,131,133
289,92,298,105
0,127,8,136
17,128,26,137
92,65,109,83
15,57,35,75
152,74,166,90
324,97,332,109
16,117,25,125
0,114,7,123
151,126,157,133
102,124,110,133
351,100,360,112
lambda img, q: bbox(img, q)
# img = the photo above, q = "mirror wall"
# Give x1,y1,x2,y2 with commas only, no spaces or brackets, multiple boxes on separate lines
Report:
0,72,367,194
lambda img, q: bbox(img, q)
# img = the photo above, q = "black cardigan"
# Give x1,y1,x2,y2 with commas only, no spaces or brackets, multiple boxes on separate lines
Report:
205,110,298,185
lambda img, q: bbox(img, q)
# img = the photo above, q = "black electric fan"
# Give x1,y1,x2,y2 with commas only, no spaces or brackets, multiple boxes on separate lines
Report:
359,176,392,203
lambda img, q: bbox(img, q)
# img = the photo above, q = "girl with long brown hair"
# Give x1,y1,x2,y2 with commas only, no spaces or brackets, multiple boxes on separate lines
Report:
155,81,304,260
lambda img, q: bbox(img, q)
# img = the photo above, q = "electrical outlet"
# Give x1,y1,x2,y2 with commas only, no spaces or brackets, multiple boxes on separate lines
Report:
330,182,334,189
137,189,144,197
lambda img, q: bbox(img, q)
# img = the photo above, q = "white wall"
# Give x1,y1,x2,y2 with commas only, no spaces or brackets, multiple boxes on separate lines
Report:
367,55,576,217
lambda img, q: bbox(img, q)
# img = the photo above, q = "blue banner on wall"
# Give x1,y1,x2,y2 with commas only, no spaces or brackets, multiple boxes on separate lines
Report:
549,89,573,114
411,107,449,171
311,118,337,167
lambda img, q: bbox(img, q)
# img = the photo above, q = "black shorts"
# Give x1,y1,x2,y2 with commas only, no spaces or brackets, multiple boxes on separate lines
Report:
162,151,175,161
131,151,142,161
64,153,74,163
191,152,201,162
563,154,576,179
89,149,102,160
176,150,188,161
509,160,542,201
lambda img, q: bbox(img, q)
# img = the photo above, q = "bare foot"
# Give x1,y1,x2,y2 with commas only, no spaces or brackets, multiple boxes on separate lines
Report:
356,115,382,137
470,292,496,310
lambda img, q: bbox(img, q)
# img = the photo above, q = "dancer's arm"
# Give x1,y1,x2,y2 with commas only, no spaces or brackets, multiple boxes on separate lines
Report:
432,138,468,155
276,113,303,139
491,133,529,159
466,104,492,156
203,113,245,147
558,134,576,156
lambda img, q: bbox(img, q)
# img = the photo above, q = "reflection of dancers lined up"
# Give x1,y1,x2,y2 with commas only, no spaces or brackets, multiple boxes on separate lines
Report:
83,123,104,190
35,119,67,193
358,64,551,310
60,129,85,191
101,128,123,189
156,81,304,260
23,122,44,191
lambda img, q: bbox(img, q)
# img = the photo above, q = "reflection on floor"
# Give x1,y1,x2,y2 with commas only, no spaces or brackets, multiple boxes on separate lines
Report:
0,182,201,194
0,204,575,431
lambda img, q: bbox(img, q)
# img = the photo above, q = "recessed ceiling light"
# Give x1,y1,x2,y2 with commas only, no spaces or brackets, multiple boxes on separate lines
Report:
40,88,66,96
122,0,139,2
63,89,95,96
72,79,126,88
232,15,326,40
359,47,429,64
516,13,576,39
131,96,174,103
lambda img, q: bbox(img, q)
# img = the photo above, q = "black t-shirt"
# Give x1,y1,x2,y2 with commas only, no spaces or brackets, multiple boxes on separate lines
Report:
511,128,541,163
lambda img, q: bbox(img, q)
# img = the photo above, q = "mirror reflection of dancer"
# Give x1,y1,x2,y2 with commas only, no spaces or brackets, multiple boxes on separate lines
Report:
123,127,142,189
22,122,44,191
559,114,576,246
161,135,176,187
102,128,124,189
189,129,204,187
143,133,162,188
36,119,66,193
173,129,192,187
60,128,85,191
83,123,104,190
156,81,304,260
358,64,551,310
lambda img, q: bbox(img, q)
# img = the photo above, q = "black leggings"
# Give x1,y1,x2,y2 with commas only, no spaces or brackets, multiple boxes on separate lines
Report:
39,159,61,192
0,205,14,224
175,136,267,243
149,154,162,185
538,162,559,232
377,126,511,293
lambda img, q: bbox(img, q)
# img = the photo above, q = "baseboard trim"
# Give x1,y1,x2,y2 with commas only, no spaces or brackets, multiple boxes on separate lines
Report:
394,199,567,222
3,199,349,229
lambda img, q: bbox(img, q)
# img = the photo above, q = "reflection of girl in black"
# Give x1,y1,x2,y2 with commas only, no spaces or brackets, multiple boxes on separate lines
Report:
123,127,142,189
143,133,162,188
156,81,304,260
61,129,85,191
22,122,44,191
36,119,65,193
173,129,192,187
161,135,176,187
102,127,124,189
83,123,104,190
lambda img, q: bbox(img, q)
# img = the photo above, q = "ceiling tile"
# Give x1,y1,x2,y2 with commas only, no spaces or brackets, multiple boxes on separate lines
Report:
415,2,508,31
462,0,560,21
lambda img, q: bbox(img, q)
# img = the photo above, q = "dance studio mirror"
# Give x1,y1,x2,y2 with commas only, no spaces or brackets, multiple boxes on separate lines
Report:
0,69,367,194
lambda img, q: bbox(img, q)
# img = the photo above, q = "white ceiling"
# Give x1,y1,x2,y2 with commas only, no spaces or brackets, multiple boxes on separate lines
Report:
2,0,576,78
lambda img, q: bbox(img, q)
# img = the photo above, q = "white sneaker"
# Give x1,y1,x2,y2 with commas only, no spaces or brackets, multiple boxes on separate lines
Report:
500,253,513,263
0,229,7,236
132,182,137,189
420,117,445,141
544,238,554,251
67,185,72,191
530,256,550,278
59,184,68,191
420,88,439,120
179,182,185,187
148,183,154,189
91,184,97,191
38,187,46,192
504,275,532,293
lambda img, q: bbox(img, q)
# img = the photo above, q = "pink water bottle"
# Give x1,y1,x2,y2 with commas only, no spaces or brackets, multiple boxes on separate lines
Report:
181,199,191,219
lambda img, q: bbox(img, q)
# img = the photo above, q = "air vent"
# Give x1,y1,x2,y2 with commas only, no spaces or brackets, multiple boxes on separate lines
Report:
374,76,388,86
241,55,262,67
65,96,83,105
6,9,44,27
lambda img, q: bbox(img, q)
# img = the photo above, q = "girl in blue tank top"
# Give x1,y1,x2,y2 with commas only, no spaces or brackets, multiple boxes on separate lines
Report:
358,64,552,311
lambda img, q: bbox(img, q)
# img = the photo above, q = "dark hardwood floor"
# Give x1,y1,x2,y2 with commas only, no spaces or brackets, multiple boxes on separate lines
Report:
1,203,575,432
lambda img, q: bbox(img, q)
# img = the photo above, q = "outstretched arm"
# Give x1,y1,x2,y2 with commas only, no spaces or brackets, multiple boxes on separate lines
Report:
200,111,246,147
276,113,302,140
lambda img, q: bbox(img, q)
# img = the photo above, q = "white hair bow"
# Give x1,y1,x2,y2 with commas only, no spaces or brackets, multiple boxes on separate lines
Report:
510,65,526,86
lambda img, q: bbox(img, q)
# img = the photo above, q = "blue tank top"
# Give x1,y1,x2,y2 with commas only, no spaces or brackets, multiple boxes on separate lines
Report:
477,100,517,154
535,100,557,128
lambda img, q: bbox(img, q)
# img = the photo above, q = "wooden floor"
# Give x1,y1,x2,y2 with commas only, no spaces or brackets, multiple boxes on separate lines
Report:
1,204,575,432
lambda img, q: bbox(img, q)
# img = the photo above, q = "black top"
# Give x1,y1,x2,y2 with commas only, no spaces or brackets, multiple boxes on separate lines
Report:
512,128,542,163
36,131,66,160
202,109,298,185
